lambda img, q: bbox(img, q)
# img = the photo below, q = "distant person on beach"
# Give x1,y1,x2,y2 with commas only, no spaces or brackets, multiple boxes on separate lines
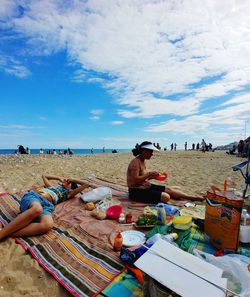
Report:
18,145,27,154
238,140,244,157
226,144,237,155
39,148,44,154
67,148,73,155
184,142,187,151
127,141,204,204
0,175,88,241
201,139,206,153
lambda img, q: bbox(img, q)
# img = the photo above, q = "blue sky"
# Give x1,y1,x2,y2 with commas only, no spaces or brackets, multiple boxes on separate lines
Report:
0,0,250,150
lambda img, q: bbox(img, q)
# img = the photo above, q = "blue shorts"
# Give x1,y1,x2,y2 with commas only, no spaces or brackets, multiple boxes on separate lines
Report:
20,191,55,216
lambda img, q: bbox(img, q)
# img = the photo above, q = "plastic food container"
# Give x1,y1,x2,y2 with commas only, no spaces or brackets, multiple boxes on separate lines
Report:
106,205,122,219
173,215,192,230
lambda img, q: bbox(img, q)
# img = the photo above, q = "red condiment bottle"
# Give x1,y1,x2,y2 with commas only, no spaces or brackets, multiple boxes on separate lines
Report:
113,232,123,251
126,213,133,224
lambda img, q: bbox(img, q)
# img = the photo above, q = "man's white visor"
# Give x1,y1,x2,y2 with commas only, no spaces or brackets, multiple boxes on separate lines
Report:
141,144,159,151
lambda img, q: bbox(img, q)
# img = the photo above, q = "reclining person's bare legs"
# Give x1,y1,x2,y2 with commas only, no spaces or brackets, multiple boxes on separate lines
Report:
11,214,54,237
161,192,171,203
0,202,53,241
165,187,204,201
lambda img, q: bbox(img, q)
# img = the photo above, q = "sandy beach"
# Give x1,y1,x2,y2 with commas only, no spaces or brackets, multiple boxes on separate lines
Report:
0,151,248,297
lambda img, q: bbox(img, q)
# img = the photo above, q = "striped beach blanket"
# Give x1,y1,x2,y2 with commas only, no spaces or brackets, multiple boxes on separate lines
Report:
0,192,124,297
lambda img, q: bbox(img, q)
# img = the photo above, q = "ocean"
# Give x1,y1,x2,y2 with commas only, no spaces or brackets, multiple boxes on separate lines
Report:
0,148,130,155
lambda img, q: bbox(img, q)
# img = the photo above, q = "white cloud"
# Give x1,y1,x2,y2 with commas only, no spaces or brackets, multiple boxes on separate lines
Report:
111,121,124,125
89,116,100,120
89,109,104,120
0,0,17,19
0,124,43,129
147,100,250,135
118,94,200,118
0,56,31,78
90,109,103,116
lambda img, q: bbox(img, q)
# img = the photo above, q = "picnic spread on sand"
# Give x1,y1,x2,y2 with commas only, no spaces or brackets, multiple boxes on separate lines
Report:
0,150,249,297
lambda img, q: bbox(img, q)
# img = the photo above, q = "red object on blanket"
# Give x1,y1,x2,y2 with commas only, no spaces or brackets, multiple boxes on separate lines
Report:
214,249,224,257
106,205,122,219
154,172,168,181
125,264,144,284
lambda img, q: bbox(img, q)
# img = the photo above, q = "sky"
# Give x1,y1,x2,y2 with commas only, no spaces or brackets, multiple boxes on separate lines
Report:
0,0,250,150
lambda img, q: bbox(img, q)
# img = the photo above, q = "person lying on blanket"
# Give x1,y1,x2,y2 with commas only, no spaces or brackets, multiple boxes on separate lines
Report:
0,175,88,241
127,141,205,204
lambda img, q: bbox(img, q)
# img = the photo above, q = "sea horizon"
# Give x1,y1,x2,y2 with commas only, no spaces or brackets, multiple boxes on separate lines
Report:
0,148,130,155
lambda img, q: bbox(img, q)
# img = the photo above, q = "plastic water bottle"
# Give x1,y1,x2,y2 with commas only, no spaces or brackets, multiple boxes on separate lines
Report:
239,209,250,243
146,233,162,245
146,233,179,247
241,209,250,226
163,233,179,247
158,205,166,225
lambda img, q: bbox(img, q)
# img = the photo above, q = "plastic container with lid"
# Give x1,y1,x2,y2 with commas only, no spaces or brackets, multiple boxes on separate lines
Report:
173,215,192,230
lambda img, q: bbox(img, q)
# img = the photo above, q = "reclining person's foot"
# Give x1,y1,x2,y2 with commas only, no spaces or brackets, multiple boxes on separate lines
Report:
189,195,205,202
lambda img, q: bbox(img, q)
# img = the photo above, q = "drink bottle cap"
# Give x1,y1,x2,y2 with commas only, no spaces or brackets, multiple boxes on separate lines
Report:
116,232,122,238
170,233,179,240
242,209,247,215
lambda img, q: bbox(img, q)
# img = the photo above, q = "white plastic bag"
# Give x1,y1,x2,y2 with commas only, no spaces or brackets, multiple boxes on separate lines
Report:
80,187,112,202
193,249,250,296
95,197,121,212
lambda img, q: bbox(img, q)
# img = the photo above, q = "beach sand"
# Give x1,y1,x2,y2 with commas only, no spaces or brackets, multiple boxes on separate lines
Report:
0,151,247,297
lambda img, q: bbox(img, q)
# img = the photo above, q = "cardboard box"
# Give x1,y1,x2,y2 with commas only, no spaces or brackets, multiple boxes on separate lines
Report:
135,239,227,297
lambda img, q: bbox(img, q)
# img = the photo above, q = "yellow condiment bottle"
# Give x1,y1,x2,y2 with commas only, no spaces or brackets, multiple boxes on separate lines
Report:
113,232,123,251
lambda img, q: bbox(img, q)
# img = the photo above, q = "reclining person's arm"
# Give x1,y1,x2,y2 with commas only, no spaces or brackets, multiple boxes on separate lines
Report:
67,178,89,199
42,175,64,187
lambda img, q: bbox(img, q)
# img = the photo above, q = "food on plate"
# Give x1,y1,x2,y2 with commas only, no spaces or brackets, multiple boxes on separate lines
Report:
135,213,157,226
143,206,158,216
